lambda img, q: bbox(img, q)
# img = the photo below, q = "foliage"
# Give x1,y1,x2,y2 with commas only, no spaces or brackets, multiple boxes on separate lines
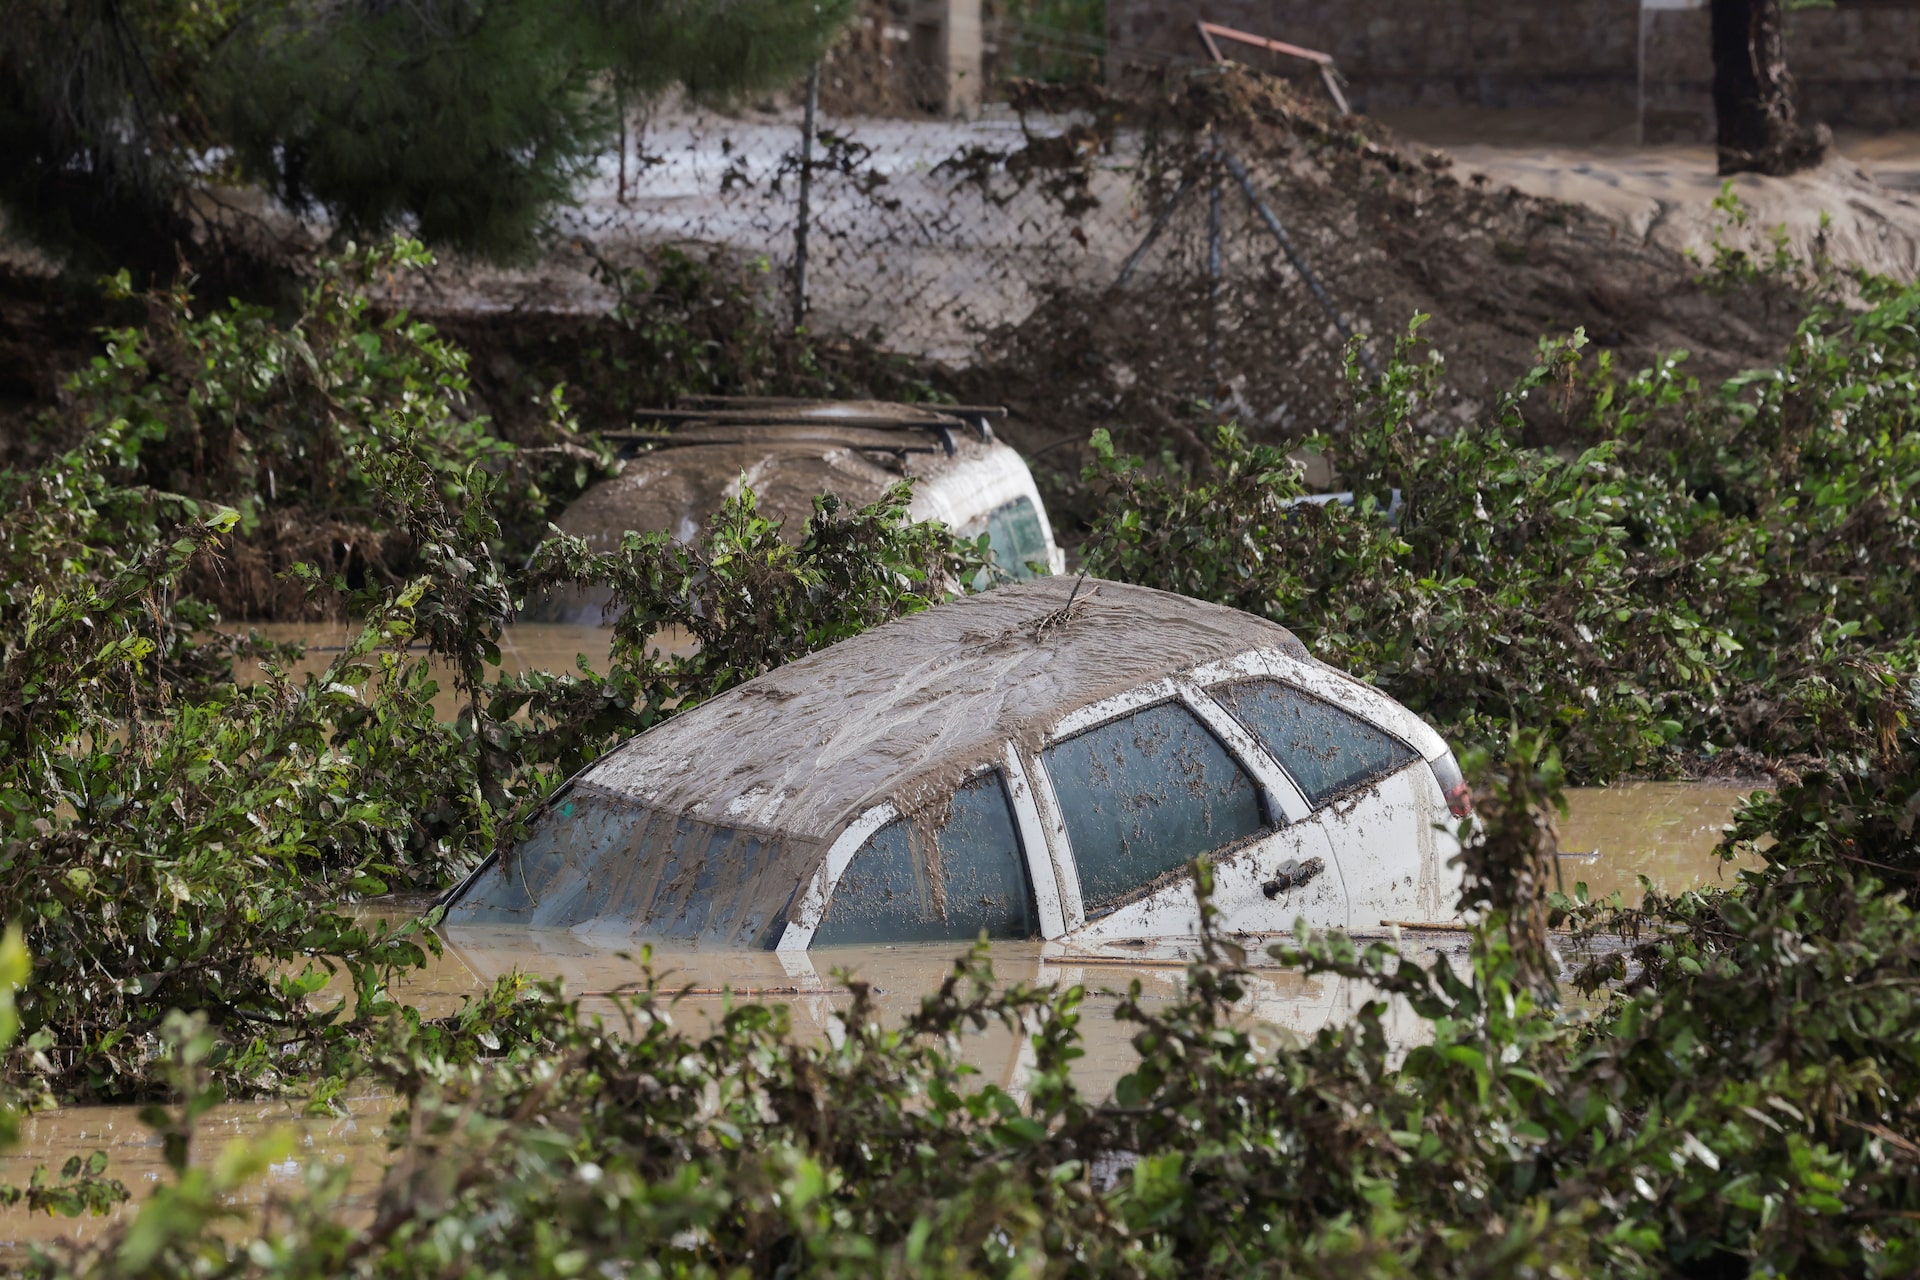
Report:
0,927,133,1220
1083,280,1920,780
28,238,594,618
16,703,1920,1276
0,0,222,277
0,454,525,1101
995,0,1107,84
0,0,853,271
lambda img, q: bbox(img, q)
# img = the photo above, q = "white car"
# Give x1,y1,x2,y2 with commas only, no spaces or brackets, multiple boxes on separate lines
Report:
529,398,1065,623
447,577,1472,947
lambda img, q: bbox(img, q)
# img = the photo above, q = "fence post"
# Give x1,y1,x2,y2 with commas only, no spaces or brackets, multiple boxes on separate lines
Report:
1206,138,1223,381
793,61,820,332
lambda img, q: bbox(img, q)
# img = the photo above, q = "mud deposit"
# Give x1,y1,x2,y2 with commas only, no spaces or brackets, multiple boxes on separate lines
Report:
10,72,1901,528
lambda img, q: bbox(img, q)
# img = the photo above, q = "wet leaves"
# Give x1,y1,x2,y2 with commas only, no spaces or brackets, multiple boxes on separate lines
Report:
1085,295,1920,783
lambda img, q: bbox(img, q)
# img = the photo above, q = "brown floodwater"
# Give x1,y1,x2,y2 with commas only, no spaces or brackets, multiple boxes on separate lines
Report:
2,763,1766,1255
236,622,695,722
0,1096,397,1257
1554,780,1763,904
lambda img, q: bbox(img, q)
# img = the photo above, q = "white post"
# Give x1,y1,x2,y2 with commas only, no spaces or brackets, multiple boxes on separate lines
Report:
910,0,983,117
1640,0,1708,147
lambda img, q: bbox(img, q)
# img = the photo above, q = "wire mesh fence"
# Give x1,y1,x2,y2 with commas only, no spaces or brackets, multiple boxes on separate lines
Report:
547,70,1380,404
551,103,1138,363
521,52,1740,446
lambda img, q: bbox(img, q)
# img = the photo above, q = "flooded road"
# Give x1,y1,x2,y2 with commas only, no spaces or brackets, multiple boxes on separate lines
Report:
2,769,1766,1255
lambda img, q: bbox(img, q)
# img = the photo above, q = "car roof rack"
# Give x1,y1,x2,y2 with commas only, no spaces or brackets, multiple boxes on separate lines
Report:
600,398,1008,457
676,395,1007,420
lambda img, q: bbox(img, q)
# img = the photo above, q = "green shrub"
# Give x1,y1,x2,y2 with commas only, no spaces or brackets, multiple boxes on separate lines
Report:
31,238,594,619
1084,287,1920,780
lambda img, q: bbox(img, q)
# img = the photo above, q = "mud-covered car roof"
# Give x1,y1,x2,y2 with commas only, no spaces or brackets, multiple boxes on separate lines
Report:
579,576,1308,845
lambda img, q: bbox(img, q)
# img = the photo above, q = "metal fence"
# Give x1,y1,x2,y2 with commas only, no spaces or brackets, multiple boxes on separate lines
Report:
553,98,1369,383
550,100,1137,363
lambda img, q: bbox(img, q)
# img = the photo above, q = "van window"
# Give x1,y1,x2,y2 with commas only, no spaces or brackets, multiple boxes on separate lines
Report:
812,771,1035,946
1210,678,1416,806
1042,701,1265,912
967,496,1051,583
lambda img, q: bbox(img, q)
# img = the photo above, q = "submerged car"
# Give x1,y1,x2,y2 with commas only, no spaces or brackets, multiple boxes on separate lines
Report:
531,398,1064,623
447,577,1472,948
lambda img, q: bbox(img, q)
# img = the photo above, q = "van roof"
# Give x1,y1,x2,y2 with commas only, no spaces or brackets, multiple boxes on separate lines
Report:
558,401,1010,550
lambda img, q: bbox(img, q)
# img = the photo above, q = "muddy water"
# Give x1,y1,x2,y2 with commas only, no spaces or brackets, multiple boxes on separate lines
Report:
1555,781,1763,904
238,622,693,721
3,782,1766,1254
0,1097,395,1256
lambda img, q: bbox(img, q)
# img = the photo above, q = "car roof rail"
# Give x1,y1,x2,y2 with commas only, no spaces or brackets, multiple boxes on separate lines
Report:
612,399,1005,447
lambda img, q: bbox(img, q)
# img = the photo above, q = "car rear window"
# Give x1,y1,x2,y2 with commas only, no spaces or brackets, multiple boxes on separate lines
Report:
449,786,791,945
1210,678,1416,806
812,771,1035,947
1042,701,1265,913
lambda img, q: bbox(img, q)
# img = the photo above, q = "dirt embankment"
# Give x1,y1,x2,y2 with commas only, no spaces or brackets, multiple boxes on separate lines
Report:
948,73,1878,515
1444,137,1920,284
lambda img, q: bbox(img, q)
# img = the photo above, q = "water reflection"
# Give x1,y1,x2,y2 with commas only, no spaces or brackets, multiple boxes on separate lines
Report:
1554,781,1762,903
383,781,1768,1075
431,928,1464,1101
0,1097,393,1255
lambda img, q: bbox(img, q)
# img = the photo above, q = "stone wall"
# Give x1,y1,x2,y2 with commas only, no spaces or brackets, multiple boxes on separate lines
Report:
1107,1,1920,135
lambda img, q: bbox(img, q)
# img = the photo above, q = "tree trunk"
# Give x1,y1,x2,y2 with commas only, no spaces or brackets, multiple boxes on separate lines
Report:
1711,0,1830,176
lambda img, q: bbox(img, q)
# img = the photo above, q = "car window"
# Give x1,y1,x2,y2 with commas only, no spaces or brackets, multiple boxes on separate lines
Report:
454,789,651,922
449,782,806,946
966,496,1051,584
1210,678,1417,806
1042,701,1266,912
812,771,1035,946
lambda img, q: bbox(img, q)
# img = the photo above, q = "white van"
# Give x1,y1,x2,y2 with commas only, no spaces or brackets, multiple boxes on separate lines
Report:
530,398,1065,623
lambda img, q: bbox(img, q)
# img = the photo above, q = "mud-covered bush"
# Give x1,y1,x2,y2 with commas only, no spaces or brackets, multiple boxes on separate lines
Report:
1085,282,1920,780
